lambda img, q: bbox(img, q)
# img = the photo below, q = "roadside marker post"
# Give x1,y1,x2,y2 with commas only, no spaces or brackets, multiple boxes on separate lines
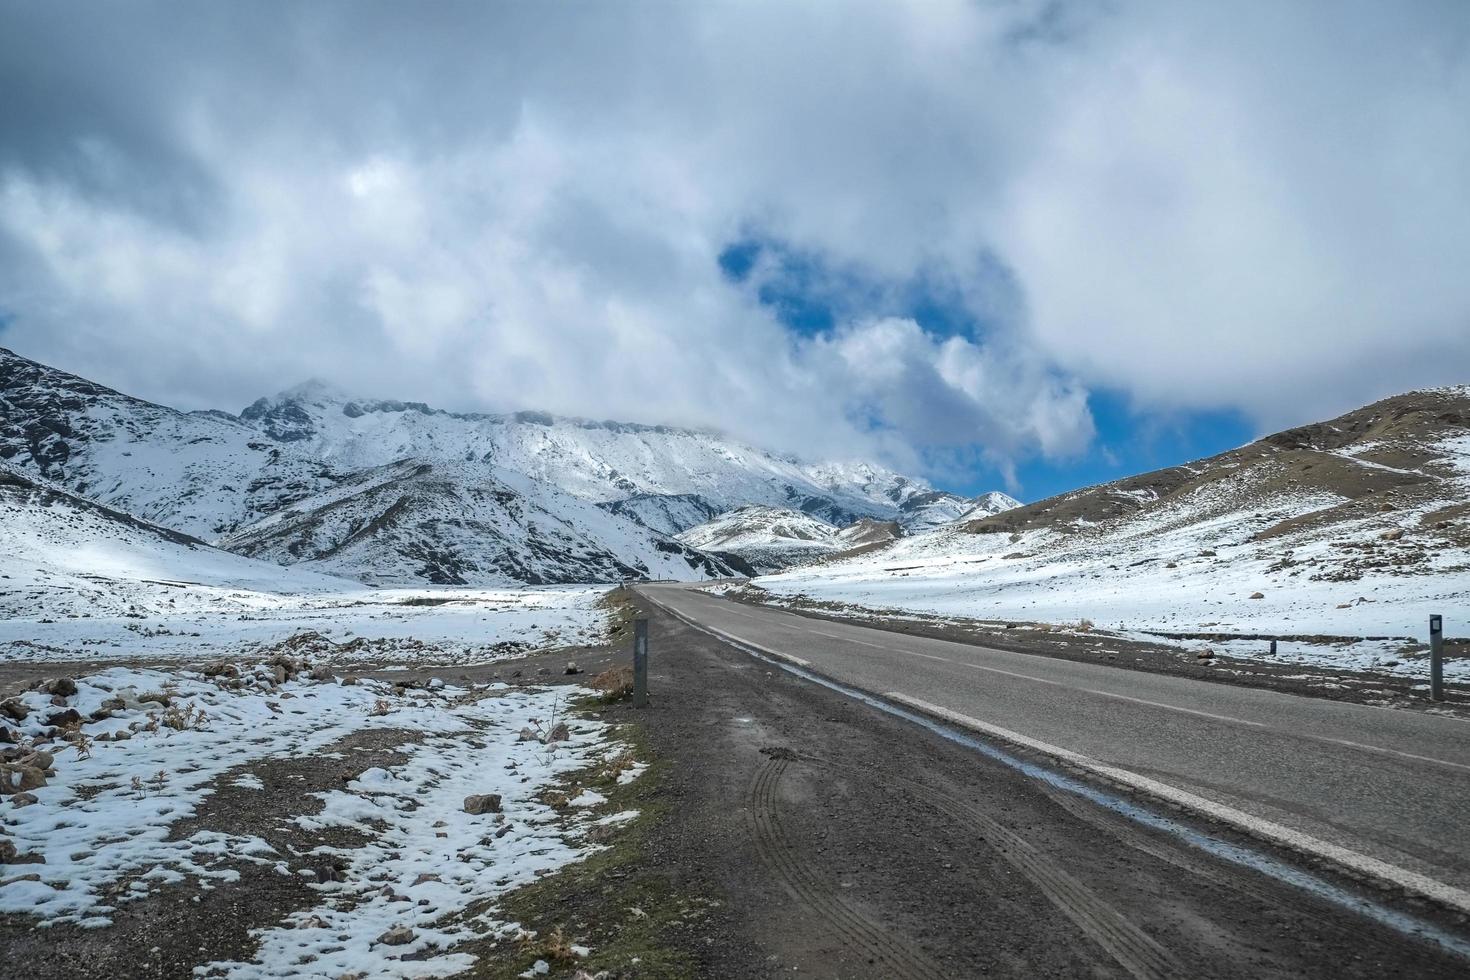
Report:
633,618,649,708
1429,615,1444,702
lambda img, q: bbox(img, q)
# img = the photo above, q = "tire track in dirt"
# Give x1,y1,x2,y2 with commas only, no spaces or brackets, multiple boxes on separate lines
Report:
746,755,949,980
793,752,1186,980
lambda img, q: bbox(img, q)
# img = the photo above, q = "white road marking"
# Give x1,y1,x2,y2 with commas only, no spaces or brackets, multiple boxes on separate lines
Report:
885,692,1470,918
680,595,1470,772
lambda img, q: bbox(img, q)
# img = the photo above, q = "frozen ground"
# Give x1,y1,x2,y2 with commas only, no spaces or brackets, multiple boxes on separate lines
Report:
0,460,615,666
0,662,637,978
0,583,614,667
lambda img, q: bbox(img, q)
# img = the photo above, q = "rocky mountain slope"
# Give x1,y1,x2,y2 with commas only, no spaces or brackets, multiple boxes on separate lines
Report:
0,347,998,585
674,506,846,573
223,458,734,585
757,387,1470,670
238,381,969,531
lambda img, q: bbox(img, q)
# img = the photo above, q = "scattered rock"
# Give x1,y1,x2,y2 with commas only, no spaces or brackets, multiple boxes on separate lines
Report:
0,838,14,863
517,727,537,742
44,678,78,698
1199,549,1217,557
272,666,288,685
0,700,28,723
464,793,503,815
310,666,334,681
495,823,514,839
43,708,82,729
203,661,240,679
9,792,38,807
375,925,416,946
1,766,47,793
341,676,358,686
24,750,54,770
1249,591,1265,599
0,728,15,744
1165,562,1178,569
1380,528,1405,541
564,662,581,675
412,872,441,886
536,667,551,676
547,722,571,743
112,730,132,742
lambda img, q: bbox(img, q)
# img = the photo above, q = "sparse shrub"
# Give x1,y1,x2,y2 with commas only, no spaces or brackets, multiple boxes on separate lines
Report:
161,703,208,731
519,925,577,964
589,666,634,701
1077,618,1094,633
599,749,638,782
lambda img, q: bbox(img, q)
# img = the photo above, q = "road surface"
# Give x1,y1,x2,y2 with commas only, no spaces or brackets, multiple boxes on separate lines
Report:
642,583,1470,909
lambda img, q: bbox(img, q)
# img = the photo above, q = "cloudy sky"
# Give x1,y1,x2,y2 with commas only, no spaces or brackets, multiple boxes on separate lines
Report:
2,1,1467,499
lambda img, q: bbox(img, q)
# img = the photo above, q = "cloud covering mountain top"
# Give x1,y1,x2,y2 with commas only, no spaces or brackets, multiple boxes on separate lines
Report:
1,1,1466,492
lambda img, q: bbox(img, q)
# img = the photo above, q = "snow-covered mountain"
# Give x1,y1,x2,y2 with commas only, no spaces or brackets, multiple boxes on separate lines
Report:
223,458,735,586
675,505,844,573
758,387,1470,661
238,380,955,529
0,347,338,538
0,347,995,585
953,491,1023,524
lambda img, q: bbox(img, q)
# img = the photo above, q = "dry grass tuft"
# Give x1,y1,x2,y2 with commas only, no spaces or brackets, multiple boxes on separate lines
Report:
589,665,634,700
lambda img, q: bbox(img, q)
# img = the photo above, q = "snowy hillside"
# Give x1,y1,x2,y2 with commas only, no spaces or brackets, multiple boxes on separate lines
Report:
0,347,338,539
223,458,735,586
675,505,845,573
237,377,962,529
0,465,351,621
757,387,1470,674
0,347,1004,585
954,491,1023,523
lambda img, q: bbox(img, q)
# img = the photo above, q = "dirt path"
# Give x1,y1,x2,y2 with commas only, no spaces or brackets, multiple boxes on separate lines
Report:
563,593,1470,978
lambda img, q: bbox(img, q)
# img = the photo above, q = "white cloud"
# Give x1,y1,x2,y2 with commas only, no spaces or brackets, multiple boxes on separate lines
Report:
0,0,1466,484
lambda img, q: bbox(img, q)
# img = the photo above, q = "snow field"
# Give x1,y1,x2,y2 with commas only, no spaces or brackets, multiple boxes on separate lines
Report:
2,665,641,978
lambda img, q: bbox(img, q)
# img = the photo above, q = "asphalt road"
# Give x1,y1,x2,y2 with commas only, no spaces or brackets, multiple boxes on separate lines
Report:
641,583,1470,909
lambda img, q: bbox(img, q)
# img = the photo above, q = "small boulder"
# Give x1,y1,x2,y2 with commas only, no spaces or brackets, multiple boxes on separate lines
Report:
0,700,28,723
547,722,571,743
1,766,47,793
272,666,288,685
310,666,333,681
1249,591,1264,600
376,925,415,946
0,838,14,863
9,792,39,807
44,678,78,698
341,676,358,686
43,708,82,729
0,728,15,744
464,793,503,815
564,662,581,676
1379,528,1405,541
517,727,537,742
